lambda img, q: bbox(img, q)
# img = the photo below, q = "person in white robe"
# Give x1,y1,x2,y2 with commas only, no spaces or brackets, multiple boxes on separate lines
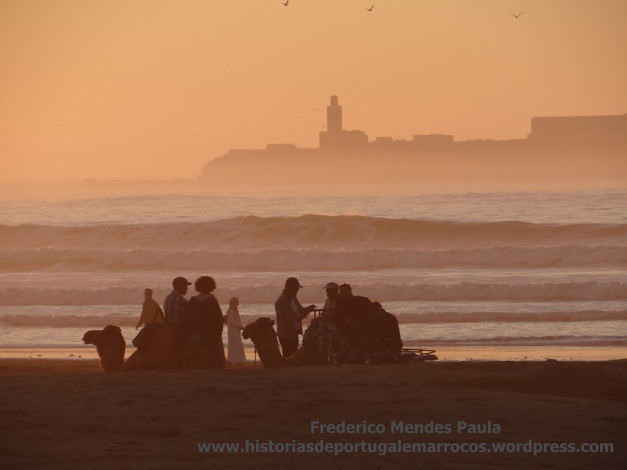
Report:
225,297,246,363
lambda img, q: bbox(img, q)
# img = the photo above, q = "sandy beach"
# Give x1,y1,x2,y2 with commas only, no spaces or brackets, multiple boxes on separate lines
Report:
1,357,625,469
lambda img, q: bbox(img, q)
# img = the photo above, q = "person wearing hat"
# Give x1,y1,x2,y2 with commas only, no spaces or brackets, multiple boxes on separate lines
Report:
163,276,191,325
274,277,316,358
321,281,339,321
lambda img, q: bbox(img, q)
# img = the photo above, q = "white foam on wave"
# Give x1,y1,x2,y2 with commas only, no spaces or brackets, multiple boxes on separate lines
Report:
1,244,625,271
395,310,627,324
1,280,626,306
2,309,625,328
404,335,627,347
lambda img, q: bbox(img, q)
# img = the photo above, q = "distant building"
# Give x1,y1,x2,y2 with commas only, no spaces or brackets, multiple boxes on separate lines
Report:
412,134,454,145
264,143,298,152
327,95,342,133
319,95,369,150
528,113,627,141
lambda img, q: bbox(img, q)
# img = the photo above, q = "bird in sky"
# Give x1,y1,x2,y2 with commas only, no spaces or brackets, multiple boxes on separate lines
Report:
283,0,289,6
511,11,525,18
366,5,374,12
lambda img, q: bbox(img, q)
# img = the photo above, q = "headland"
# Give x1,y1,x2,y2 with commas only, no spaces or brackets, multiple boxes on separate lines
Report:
201,96,627,184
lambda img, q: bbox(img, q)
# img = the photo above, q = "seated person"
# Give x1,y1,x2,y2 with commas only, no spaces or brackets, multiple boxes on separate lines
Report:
365,302,403,360
334,283,373,338
321,281,339,321
187,275,226,368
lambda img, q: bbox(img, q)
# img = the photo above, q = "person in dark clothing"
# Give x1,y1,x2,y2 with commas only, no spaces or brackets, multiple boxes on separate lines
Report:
366,302,403,360
275,277,316,358
321,281,340,321
334,283,372,338
187,275,226,368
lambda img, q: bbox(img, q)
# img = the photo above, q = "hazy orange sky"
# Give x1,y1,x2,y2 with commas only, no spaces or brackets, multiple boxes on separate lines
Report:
1,0,626,182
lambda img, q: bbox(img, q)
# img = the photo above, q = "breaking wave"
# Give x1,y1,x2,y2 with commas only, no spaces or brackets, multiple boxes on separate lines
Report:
1,281,626,306
2,215,626,252
1,309,626,328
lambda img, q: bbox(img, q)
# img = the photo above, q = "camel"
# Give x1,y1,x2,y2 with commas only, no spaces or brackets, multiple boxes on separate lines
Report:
82,325,126,373
243,315,436,368
242,317,339,368
125,323,223,371
83,324,221,372
124,324,182,371
85,313,432,372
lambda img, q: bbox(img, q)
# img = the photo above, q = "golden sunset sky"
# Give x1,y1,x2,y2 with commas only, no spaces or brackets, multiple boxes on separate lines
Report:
1,0,626,182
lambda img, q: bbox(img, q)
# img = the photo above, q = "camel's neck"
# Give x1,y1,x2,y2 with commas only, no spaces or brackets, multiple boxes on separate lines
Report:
253,332,286,369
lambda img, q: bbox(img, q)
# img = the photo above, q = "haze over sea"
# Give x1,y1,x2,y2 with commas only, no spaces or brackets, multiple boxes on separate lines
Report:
1,180,626,360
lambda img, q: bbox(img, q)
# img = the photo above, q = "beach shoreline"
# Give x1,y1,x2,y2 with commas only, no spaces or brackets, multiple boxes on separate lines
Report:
2,345,625,362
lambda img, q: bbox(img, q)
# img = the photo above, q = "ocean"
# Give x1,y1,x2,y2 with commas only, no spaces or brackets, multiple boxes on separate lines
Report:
1,181,626,360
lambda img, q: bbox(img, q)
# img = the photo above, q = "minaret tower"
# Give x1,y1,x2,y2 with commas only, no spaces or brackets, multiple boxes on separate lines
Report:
327,95,342,133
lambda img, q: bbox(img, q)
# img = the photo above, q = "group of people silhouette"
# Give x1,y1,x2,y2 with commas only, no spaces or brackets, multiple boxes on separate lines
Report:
276,277,402,362
135,275,402,365
136,276,245,366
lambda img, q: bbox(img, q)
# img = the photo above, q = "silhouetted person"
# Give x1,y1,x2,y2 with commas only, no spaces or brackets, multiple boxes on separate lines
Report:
334,283,372,338
321,281,339,321
366,302,402,360
135,288,164,329
163,277,191,324
225,296,246,364
275,277,316,358
188,275,226,368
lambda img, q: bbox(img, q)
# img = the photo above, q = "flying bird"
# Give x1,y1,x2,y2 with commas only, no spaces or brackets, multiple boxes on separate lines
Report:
283,0,289,6
366,5,374,12
511,11,525,18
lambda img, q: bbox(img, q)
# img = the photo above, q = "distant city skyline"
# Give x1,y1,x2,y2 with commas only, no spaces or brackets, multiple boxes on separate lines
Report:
261,95,627,152
201,94,626,185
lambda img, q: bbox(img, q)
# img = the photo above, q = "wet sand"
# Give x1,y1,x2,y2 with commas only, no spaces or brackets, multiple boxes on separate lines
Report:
2,345,626,361
1,358,625,469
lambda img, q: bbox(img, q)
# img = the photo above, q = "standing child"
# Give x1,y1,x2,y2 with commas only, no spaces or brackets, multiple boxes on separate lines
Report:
225,297,246,363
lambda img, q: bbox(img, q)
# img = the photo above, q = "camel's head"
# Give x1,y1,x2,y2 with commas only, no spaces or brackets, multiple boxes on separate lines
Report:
83,329,102,345
242,317,275,341
83,325,122,345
